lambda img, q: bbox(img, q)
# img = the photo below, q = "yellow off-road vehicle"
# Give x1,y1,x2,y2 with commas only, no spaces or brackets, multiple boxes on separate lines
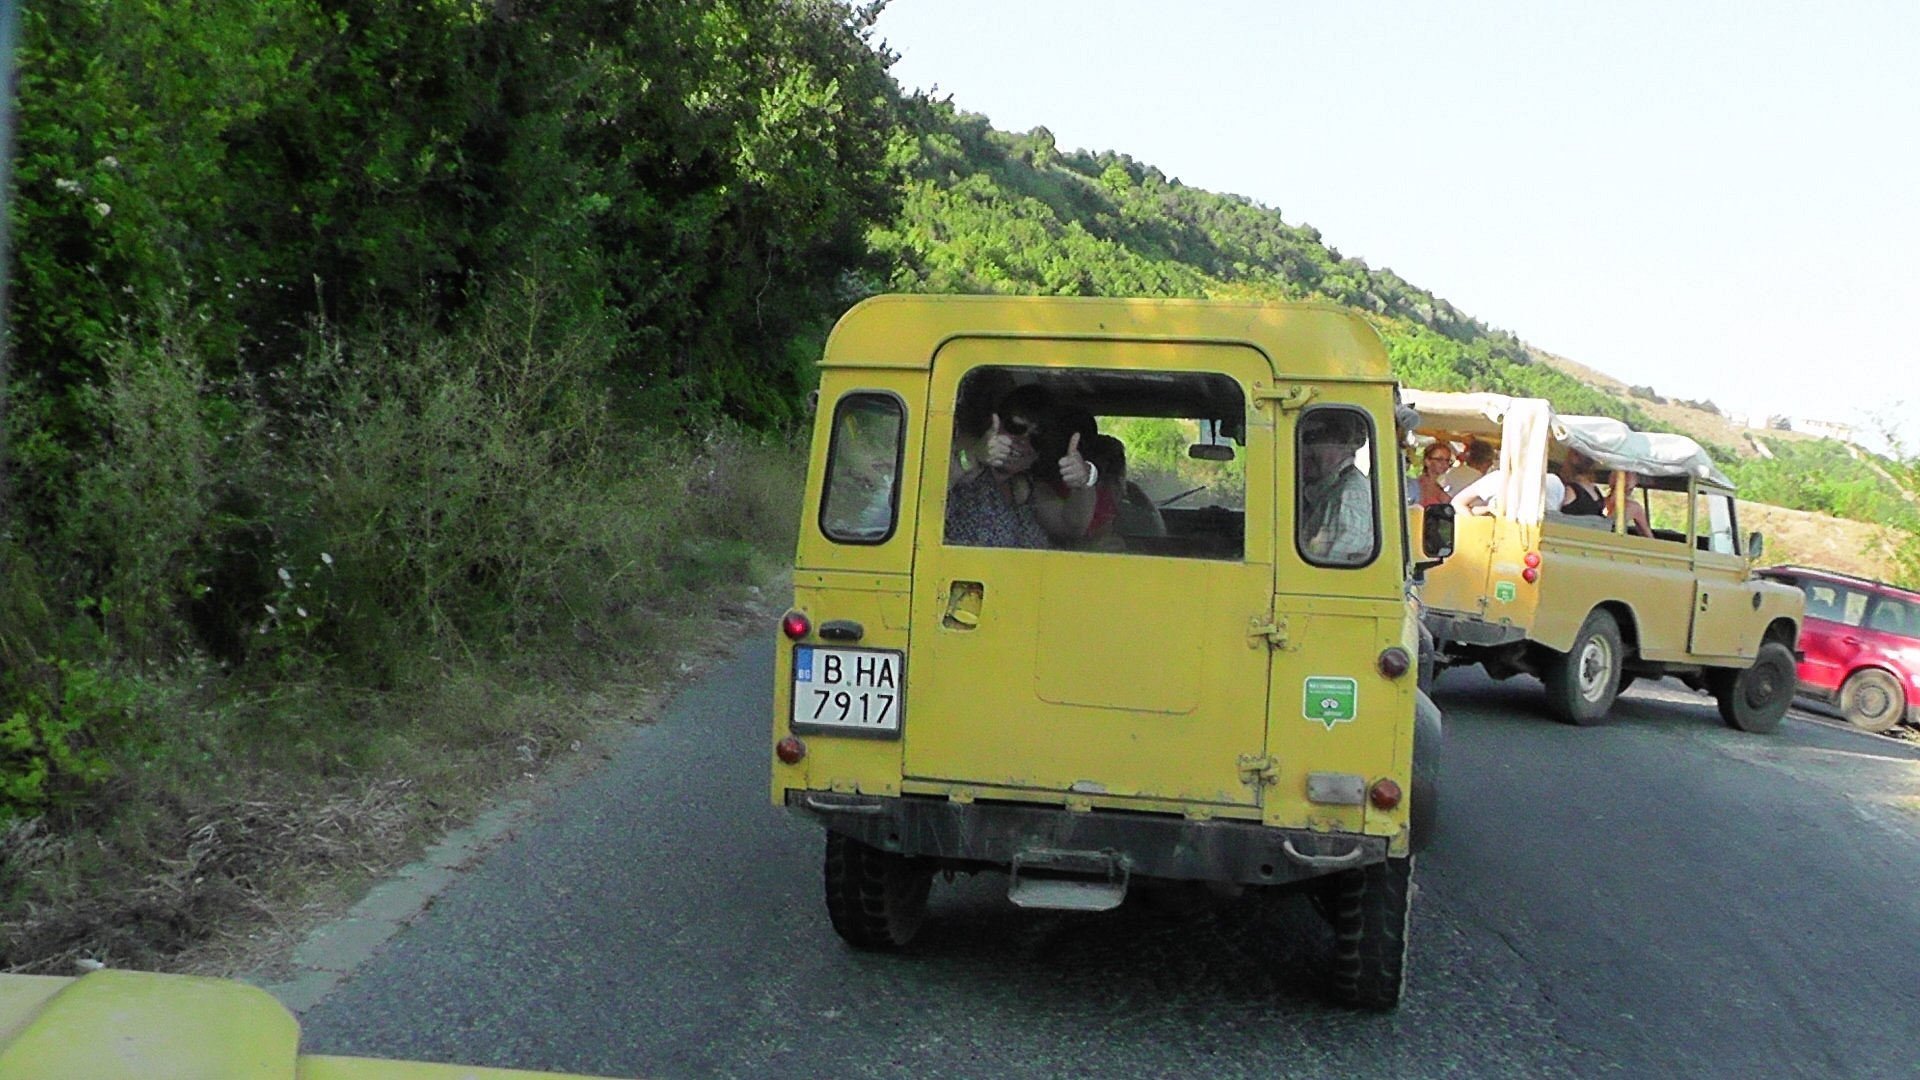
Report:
0,969,619,1078
771,295,1453,1009
1405,391,1803,731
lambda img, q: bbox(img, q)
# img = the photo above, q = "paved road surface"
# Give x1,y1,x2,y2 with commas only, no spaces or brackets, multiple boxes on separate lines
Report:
301,638,1920,1078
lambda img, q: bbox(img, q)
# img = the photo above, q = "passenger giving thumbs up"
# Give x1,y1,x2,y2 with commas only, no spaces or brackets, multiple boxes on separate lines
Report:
983,413,1017,470
1058,431,1095,489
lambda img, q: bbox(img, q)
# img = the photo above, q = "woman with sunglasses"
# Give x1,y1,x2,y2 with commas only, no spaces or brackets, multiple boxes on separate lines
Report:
944,383,1056,549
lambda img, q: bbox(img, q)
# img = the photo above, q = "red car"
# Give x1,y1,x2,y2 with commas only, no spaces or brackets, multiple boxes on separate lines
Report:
1755,565,1920,732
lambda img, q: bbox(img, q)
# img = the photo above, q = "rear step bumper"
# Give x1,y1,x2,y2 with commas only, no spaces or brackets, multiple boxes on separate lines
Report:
789,791,1389,888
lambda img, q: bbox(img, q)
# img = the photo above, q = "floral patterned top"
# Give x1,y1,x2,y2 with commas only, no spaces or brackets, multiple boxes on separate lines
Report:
945,469,1051,549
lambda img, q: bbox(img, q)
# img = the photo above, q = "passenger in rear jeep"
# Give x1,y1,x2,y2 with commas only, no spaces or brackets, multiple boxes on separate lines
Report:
944,384,1054,550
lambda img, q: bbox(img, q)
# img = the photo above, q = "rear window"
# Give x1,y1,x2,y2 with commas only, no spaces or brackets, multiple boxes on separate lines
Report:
819,393,904,544
943,366,1248,559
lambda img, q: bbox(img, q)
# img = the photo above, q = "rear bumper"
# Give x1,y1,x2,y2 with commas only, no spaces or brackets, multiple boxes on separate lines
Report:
786,790,1390,887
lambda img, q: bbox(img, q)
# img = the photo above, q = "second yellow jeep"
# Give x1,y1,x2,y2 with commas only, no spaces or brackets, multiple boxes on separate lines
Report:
1406,391,1804,730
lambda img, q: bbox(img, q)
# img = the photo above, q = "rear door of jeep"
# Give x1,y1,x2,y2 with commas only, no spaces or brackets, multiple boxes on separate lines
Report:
903,338,1275,808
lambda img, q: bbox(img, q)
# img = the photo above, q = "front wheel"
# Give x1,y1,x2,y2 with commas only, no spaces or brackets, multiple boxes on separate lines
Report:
1320,856,1414,1010
1543,609,1623,725
1839,668,1904,733
824,833,932,950
1713,641,1797,734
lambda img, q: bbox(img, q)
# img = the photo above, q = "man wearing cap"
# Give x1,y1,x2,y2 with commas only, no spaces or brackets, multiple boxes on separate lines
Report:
1299,410,1376,565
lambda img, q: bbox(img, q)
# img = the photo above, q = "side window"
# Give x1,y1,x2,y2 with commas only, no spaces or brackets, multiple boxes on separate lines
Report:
819,393,904,544
1296,406,1379,567
1805,583,1841,621
1838,588,1871,627
1698,492,1737,554
1868,597,1919,640
1644,485,1691,542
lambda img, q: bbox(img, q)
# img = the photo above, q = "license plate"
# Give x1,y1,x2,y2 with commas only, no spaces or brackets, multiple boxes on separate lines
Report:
791,646,903,735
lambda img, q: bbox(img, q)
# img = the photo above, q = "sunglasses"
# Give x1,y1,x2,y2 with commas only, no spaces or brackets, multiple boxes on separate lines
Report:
1001,415,1040,438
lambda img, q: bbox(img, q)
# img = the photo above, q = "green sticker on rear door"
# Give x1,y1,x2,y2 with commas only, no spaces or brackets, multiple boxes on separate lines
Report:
1304,676,1358,728
1494,580,1518,603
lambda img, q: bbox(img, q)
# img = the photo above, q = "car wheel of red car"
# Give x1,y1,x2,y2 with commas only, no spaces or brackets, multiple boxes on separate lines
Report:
1839,669,1904,733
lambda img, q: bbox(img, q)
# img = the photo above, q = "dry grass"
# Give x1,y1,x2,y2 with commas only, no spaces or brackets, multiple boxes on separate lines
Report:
0,427,802,978
2,780,419,974
1741,501,1907,581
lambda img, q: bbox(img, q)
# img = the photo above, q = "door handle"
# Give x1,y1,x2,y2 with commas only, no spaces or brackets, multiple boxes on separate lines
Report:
944,581,984,630
1843,636,1862,646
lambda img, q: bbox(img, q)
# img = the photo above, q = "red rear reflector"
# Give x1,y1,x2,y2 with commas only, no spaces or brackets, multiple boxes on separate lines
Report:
1377,646,1411,679
781,611,811,640
1522,566,1539,584
776,736,806,764
1369,778,1403,810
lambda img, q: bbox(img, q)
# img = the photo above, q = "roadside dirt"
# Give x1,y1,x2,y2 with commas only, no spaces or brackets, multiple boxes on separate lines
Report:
159,577,786,985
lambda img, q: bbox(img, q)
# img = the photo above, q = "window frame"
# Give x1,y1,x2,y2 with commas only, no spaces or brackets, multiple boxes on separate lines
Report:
817,390,908,546
1294,404,1382,569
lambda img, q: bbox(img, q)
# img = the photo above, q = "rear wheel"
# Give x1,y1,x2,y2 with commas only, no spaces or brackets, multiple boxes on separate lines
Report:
1713,642,1797,734
1321,856,1413,1010
1838,669,1904,733
824,833,932,949
1543,610,1623,725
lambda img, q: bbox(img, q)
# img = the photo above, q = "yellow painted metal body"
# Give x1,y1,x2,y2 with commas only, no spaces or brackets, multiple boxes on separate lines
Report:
0,970,622,1079
772,296,1422,854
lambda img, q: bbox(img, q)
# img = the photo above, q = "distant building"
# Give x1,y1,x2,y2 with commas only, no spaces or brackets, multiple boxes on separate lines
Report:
1792,417,1858,442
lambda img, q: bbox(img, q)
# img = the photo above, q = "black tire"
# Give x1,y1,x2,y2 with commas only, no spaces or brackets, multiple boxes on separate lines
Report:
1542,609,1623,725
1417,624,1439,695
1410,691,1442,854
824,832,931,950
1713,641,1797,734
1838,668,1904,733
1322,856,1414,1010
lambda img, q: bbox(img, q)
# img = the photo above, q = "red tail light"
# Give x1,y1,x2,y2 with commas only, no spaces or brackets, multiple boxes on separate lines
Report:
781,611,811,640
1377,646,1411,679
1369,778,1403,810
1522,566,1540,584
1524,551,1541,568
776,736,806,764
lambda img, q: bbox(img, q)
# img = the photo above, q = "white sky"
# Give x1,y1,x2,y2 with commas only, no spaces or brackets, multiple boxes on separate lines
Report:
873,0,1919,451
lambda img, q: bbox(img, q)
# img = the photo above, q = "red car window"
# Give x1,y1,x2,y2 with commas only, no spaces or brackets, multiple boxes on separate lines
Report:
1866,597,1919,641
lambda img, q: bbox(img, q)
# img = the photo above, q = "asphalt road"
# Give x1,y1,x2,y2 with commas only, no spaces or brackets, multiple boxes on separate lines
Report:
301,638,1920,1079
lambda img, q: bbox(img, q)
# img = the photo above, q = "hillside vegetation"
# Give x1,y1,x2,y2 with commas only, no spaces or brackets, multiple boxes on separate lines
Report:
3,2,1915,970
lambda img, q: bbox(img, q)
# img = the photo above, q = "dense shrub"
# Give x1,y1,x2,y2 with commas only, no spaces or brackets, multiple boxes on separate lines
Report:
1,0,900,818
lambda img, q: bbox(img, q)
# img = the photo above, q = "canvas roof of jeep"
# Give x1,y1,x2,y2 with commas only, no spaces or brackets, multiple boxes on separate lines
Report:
1402,389,1731,486
820,295,1392,380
